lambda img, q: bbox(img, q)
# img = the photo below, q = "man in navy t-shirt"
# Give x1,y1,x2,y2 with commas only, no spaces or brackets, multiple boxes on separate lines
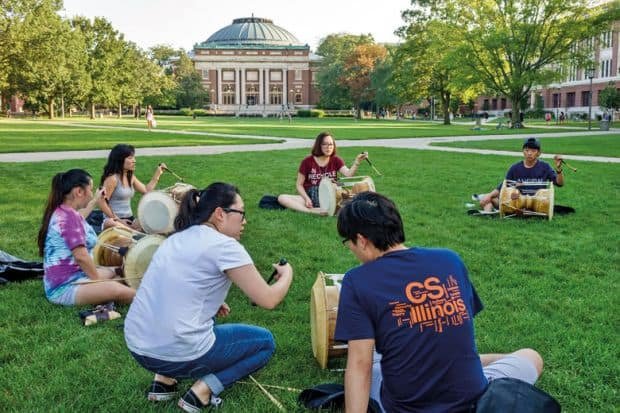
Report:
335,192,543,412
475,137,566,212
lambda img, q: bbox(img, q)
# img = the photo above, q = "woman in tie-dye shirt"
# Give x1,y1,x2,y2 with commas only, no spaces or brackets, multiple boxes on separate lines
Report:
37,169,135,306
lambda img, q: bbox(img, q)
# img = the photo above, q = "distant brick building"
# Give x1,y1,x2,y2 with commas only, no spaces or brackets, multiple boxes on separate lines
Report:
192,17,321,115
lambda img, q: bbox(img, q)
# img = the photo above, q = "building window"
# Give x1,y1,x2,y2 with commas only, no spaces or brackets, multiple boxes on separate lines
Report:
246,70,258,82
491,98,497,110
552,93,561,108
294,70,302,81
246,84,259,105
270,70,282,82
600,31,612,48
223,84,235,105
311,71,318,83
500,98,507,110
270,85,282,105
201,69,209,80
222,70,235,81
581,91,590,106
600,59,611,78
295,92,303,104
566,92,575,107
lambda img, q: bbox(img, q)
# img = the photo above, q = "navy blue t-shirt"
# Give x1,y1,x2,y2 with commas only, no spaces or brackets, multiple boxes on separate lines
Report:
496,160,558,195
335,247,486,413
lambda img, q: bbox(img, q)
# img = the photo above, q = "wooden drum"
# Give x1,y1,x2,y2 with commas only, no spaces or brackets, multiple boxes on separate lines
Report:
318,176,376,216
137,183,194,234
499,179,555,220
310,272,348,369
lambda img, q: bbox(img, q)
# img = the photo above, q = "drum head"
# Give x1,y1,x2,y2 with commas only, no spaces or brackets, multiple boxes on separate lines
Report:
138,191,179,234
123,235,165,289
93,227,135,266
310,272,330,369
318,178,337,216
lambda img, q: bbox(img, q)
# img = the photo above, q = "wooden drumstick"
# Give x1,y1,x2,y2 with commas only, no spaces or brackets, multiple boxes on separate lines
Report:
561,159,578,172
361,154,383,176
237,381,301,393
160,164,185,182
71,276,142,285
249,375,285,411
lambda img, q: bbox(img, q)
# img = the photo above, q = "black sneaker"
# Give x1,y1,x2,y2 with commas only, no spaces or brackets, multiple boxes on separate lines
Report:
146,380,178,401
178,389,222,412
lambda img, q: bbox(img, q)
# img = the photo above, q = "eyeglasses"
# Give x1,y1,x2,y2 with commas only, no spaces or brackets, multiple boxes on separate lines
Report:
223,208,246,219
321,143,334,147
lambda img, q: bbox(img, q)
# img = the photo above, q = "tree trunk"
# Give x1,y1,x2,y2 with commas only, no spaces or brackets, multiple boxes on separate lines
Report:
442,91,451,125
90,102,95,120
48,98,54,120
61,95,65,118
118,103,122,119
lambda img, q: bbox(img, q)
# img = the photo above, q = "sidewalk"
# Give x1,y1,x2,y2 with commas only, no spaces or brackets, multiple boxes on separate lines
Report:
0,127,618,163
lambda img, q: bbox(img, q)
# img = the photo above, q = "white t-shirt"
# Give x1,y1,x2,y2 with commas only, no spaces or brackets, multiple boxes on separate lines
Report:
124,224,253,361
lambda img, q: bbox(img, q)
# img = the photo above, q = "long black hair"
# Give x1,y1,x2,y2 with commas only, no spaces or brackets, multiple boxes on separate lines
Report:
100,144,135,186
37,169,92,256
337,191,405,251
174,182,240,232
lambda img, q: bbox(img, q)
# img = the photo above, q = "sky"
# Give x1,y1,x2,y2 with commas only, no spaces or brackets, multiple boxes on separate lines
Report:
60,0,412,52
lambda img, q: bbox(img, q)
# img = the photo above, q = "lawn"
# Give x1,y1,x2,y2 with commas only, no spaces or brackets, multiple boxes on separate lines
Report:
0,142,618,412
0,116,585,153
431,134,620,157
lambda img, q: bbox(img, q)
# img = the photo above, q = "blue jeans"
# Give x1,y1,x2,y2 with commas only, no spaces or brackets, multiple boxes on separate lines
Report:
130,323,275,396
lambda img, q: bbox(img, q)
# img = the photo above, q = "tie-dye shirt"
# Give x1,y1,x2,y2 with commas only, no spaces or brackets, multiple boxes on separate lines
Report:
43,205,97,300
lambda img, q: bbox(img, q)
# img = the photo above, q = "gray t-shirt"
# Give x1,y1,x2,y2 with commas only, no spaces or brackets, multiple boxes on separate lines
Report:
124,224,253,361
109,175,135,218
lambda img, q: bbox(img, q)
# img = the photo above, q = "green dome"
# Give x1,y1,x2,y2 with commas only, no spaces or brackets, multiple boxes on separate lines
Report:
197,17,307,49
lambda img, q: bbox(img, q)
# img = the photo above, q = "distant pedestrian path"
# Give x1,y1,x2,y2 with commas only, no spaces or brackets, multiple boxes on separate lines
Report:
0,125,618,163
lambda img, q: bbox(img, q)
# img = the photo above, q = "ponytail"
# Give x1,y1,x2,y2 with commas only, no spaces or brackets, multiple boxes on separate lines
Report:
37,169,92,256
174,182,239,232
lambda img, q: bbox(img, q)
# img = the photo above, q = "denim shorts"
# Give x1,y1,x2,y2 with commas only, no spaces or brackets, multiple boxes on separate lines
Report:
130,323,275,396
47,275,89,306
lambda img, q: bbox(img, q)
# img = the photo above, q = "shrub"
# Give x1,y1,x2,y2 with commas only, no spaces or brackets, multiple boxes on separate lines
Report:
297,109,325,118
179,108,193,116
193,109,207,117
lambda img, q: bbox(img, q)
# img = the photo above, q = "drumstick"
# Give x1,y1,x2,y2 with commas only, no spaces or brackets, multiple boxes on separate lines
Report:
361,155,383,176
560,159,578,172
71,276,142,285
237,381,301,393
266,258,288,284
252,258,288,306
248,375,285,411
160,164,185,182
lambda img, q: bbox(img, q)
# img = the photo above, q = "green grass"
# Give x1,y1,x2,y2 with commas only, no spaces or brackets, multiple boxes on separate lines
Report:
0,143,618,412
432,134,620,157
0,116,586,153
0,119,282,153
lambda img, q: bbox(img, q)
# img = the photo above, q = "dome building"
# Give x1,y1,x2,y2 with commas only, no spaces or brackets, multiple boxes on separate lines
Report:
193,17,321,115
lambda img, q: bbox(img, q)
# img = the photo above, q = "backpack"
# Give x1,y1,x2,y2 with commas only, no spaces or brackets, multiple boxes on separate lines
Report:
476,378,561,413
298,383,381,412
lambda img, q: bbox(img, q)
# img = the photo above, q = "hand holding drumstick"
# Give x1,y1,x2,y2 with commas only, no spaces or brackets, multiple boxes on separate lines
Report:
360,151,383,176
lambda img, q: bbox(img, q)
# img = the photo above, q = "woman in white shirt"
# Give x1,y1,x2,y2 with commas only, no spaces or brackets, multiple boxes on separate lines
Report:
124,182,293,412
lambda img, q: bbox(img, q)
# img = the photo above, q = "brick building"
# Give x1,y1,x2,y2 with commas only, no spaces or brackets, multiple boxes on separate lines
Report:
192,16,320,115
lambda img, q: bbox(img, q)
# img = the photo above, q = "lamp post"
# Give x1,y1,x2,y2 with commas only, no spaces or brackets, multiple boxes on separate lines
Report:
586,67,595,131
554,88,559,125
289,89,294,110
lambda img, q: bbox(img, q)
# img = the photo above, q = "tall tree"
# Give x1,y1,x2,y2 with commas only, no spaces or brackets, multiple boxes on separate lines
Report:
340,43,387,117
599,82,619,125
315,33,375,109
174,52,208,109
403,0,619,126
71,16,125,119
9,2,87,118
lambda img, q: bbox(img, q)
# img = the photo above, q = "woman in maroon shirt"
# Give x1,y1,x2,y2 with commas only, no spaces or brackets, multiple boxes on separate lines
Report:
277,132,367,215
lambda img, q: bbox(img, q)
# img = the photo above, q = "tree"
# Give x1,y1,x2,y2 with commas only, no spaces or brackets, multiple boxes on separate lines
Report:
9,2,88,118
395,16,482,124
599,82,620,125
403,0,619,127
340,43,387,118
315,34,375,109
174,52,208,109
71,16,126,119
